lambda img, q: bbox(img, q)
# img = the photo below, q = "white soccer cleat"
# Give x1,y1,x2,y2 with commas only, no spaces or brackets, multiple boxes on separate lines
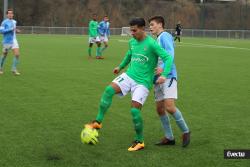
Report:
12,70,21,76
0,69,3,75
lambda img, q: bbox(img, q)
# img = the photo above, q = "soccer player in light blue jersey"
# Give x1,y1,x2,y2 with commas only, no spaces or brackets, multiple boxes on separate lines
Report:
149,16,190,147
98,16,110,57
0,9,21,75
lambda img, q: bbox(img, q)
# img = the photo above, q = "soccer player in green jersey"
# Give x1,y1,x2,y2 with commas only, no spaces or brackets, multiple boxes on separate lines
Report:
88,14,102,59
83,17,173,151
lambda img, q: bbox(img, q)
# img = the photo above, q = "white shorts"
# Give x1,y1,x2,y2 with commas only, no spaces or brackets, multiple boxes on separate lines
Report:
88,36,101,44
154,78,178,101
112,73,149,105
2,40,19,52
100,35,108,42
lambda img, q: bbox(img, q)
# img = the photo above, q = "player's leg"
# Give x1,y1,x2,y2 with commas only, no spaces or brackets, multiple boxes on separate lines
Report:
154,83,175,145
88,36,95,58
95,82,121,123
174,33,177,41
100,37,108,54
12,45,20,75
95,37,103,59
0,46,9,74
164,79,190,147
88,43,93,57
87,73,130,128
165,99,190,147
128,85,149,151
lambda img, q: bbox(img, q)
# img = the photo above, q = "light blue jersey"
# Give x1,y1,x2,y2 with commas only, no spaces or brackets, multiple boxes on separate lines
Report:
106,22,110,36
157,31,177,79
0,19,16,44
98,21,110,36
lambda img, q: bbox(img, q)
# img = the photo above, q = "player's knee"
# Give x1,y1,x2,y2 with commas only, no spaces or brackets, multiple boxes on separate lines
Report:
156,105,165,116
104,85,115,97
165,105,176,114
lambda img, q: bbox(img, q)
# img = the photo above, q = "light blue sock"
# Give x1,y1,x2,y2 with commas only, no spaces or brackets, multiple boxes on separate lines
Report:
172,108,189,133
0,55,7,69
160,114,174,140
11,56,19,71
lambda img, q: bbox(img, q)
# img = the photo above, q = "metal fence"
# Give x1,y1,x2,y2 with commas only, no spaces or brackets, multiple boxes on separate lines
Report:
17,26,250,39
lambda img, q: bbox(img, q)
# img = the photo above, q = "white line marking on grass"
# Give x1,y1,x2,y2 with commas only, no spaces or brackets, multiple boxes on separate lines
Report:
178,42,250,51
117,39,129,43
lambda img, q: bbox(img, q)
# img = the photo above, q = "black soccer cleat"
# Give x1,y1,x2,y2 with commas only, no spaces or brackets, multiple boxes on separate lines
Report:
182,131,191,147
155,137,175,146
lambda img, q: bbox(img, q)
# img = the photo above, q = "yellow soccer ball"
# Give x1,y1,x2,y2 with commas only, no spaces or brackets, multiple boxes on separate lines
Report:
80,127,99,145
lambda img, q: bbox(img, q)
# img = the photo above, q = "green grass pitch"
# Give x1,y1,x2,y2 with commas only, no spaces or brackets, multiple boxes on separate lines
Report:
0,35,250,167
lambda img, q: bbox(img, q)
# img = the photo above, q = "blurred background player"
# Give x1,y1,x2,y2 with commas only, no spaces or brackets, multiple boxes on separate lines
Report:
98,15,110,57
0,9,21,75
149,16,190,147
174,21,182,42
88,14,103,59
83,17,173,151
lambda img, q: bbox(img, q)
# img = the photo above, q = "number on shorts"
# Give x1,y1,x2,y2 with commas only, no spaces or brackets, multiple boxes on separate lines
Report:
116,76,124,83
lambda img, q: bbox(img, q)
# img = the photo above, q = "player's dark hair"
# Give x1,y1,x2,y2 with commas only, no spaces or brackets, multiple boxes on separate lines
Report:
148,16,165,28
129,17,145,27
6,9,13,14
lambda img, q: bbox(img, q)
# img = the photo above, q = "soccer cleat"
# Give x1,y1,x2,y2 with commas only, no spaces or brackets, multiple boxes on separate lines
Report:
155,137,175,146
96,56,104,59
0,69,3,75
85,120,102,129
12,70,21,76
128,140,145,151
182,131,191,147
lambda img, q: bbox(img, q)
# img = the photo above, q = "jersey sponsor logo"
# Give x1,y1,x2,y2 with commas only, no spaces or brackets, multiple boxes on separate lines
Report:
131,53,149,63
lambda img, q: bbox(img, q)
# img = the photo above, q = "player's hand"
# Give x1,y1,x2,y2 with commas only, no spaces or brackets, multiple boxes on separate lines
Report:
156,76,166,84
113,67,120,74
16,29,21,33
155,67,163,75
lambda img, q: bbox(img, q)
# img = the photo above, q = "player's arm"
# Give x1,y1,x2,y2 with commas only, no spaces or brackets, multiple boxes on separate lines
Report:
107,25,110,37
158,35,174,71
113,49,132,74
0,22,14,34
98,22,104,36
153,41,173,83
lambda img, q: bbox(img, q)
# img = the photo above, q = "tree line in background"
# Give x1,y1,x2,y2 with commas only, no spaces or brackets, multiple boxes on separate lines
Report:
0,0,250,30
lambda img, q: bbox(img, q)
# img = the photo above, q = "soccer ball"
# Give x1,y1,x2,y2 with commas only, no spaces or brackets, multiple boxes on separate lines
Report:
80,127,99,145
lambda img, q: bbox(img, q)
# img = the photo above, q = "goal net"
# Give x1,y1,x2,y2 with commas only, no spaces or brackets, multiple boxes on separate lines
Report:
121,27,151,36
121,27,130,36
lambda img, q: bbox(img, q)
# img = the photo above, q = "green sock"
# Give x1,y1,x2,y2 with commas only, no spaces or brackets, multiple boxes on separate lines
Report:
130,108,144,142
96,47,101,57
101,46,107,53
96,86,115,122
88,48,92,56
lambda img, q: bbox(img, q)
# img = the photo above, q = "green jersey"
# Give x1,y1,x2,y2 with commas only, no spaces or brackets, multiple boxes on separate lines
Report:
88,20,98,37
118,35,173,90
